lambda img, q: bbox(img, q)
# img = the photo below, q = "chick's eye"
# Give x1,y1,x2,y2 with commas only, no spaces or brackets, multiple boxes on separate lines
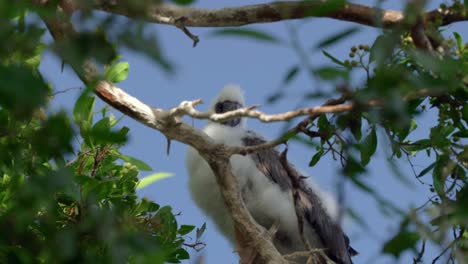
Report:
215,103,223,113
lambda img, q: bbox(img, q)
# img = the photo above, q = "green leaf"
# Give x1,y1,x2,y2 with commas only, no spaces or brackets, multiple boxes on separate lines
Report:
316,27,360,49
349,114,362,140
172,248,190,260
24,43,46,69
318,114,330,130
53,30,117,67
369,33,398,64
134,198,160,215
433,155,449,197
90,117,128,144
0,64,49,118
105,61,129,83
453,32,463,52
32,112,74,158
322,50,346,66
383,231,419,257
343,156,366,176
177,225,196,235
118,25,173,73
136,172,174,190
402,139,431,152
283,65,300,85
417,161,436,178
315,67,348,80
196,223,206,240
210,29,280,44
309,148,324,167
360,128,377,166
121,155,153,171
73,93,95,128
155,206,178,241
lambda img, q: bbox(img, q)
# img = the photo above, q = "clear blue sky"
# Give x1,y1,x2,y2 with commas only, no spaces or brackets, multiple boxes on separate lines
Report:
41,0,467,263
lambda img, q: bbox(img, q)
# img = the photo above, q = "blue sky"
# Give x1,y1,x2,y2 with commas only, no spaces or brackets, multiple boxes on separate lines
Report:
40,0,468,263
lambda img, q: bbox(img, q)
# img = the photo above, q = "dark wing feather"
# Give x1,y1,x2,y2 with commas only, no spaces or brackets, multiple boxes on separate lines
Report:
242,130,356,264
242,131,292,190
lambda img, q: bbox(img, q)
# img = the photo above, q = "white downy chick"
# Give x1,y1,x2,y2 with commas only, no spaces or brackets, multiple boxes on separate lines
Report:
186,85,356,263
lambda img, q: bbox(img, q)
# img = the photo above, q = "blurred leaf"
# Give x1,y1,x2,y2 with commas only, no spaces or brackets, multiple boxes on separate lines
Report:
316,27,360,49
118,23,173,73
210,28,280,44
283,65,300,85
417,161,436,178
383,231,419,257
136,172,174,190
344,156,366,176
346,207,369,229
53,31,117,67
266,91,284,104
369,33,398,64
402,139,431,153
73,93,95,129
315,67,348,80
196,223,206,240
318,114,332,131
322,50,346,66
105,61,129,83
453,32,463,52
430,125,454,149
349,114,362,140
32,112,74,158
121,155,153,171
309,148,324,167
171,248,190,261
177,225,195,235
360,128,377,166
409,50,459,77
433,154,450,197
24,43,46,69
134,198,160,215
0,64,49,118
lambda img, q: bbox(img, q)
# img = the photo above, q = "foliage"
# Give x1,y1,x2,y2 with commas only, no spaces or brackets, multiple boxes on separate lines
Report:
0,5,202,263
261,2,467,261
218,0,468,261
0,0,467,263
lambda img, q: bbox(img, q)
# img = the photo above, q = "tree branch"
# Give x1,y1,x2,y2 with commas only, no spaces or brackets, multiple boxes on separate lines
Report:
91,0,466,29
175,98,380,123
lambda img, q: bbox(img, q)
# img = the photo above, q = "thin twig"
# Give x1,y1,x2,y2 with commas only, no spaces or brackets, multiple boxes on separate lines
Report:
174,17,200,47
413,239,426,263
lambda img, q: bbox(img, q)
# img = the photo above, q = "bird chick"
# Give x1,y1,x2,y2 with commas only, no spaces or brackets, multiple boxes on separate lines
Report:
186,84,356,263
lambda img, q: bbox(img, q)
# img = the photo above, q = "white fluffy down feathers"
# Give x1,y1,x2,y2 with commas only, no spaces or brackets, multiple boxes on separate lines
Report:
186,84,343,259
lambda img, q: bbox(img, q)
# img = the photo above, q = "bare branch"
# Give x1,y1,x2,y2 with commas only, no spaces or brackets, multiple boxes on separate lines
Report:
92,0,466,29
174,98,380,123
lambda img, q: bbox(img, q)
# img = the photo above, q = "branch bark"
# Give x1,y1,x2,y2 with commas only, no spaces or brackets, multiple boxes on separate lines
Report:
175,98,380,123
91,0,466,28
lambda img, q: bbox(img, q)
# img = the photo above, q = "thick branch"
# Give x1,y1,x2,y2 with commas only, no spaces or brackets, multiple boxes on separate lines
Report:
92,0,466,28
